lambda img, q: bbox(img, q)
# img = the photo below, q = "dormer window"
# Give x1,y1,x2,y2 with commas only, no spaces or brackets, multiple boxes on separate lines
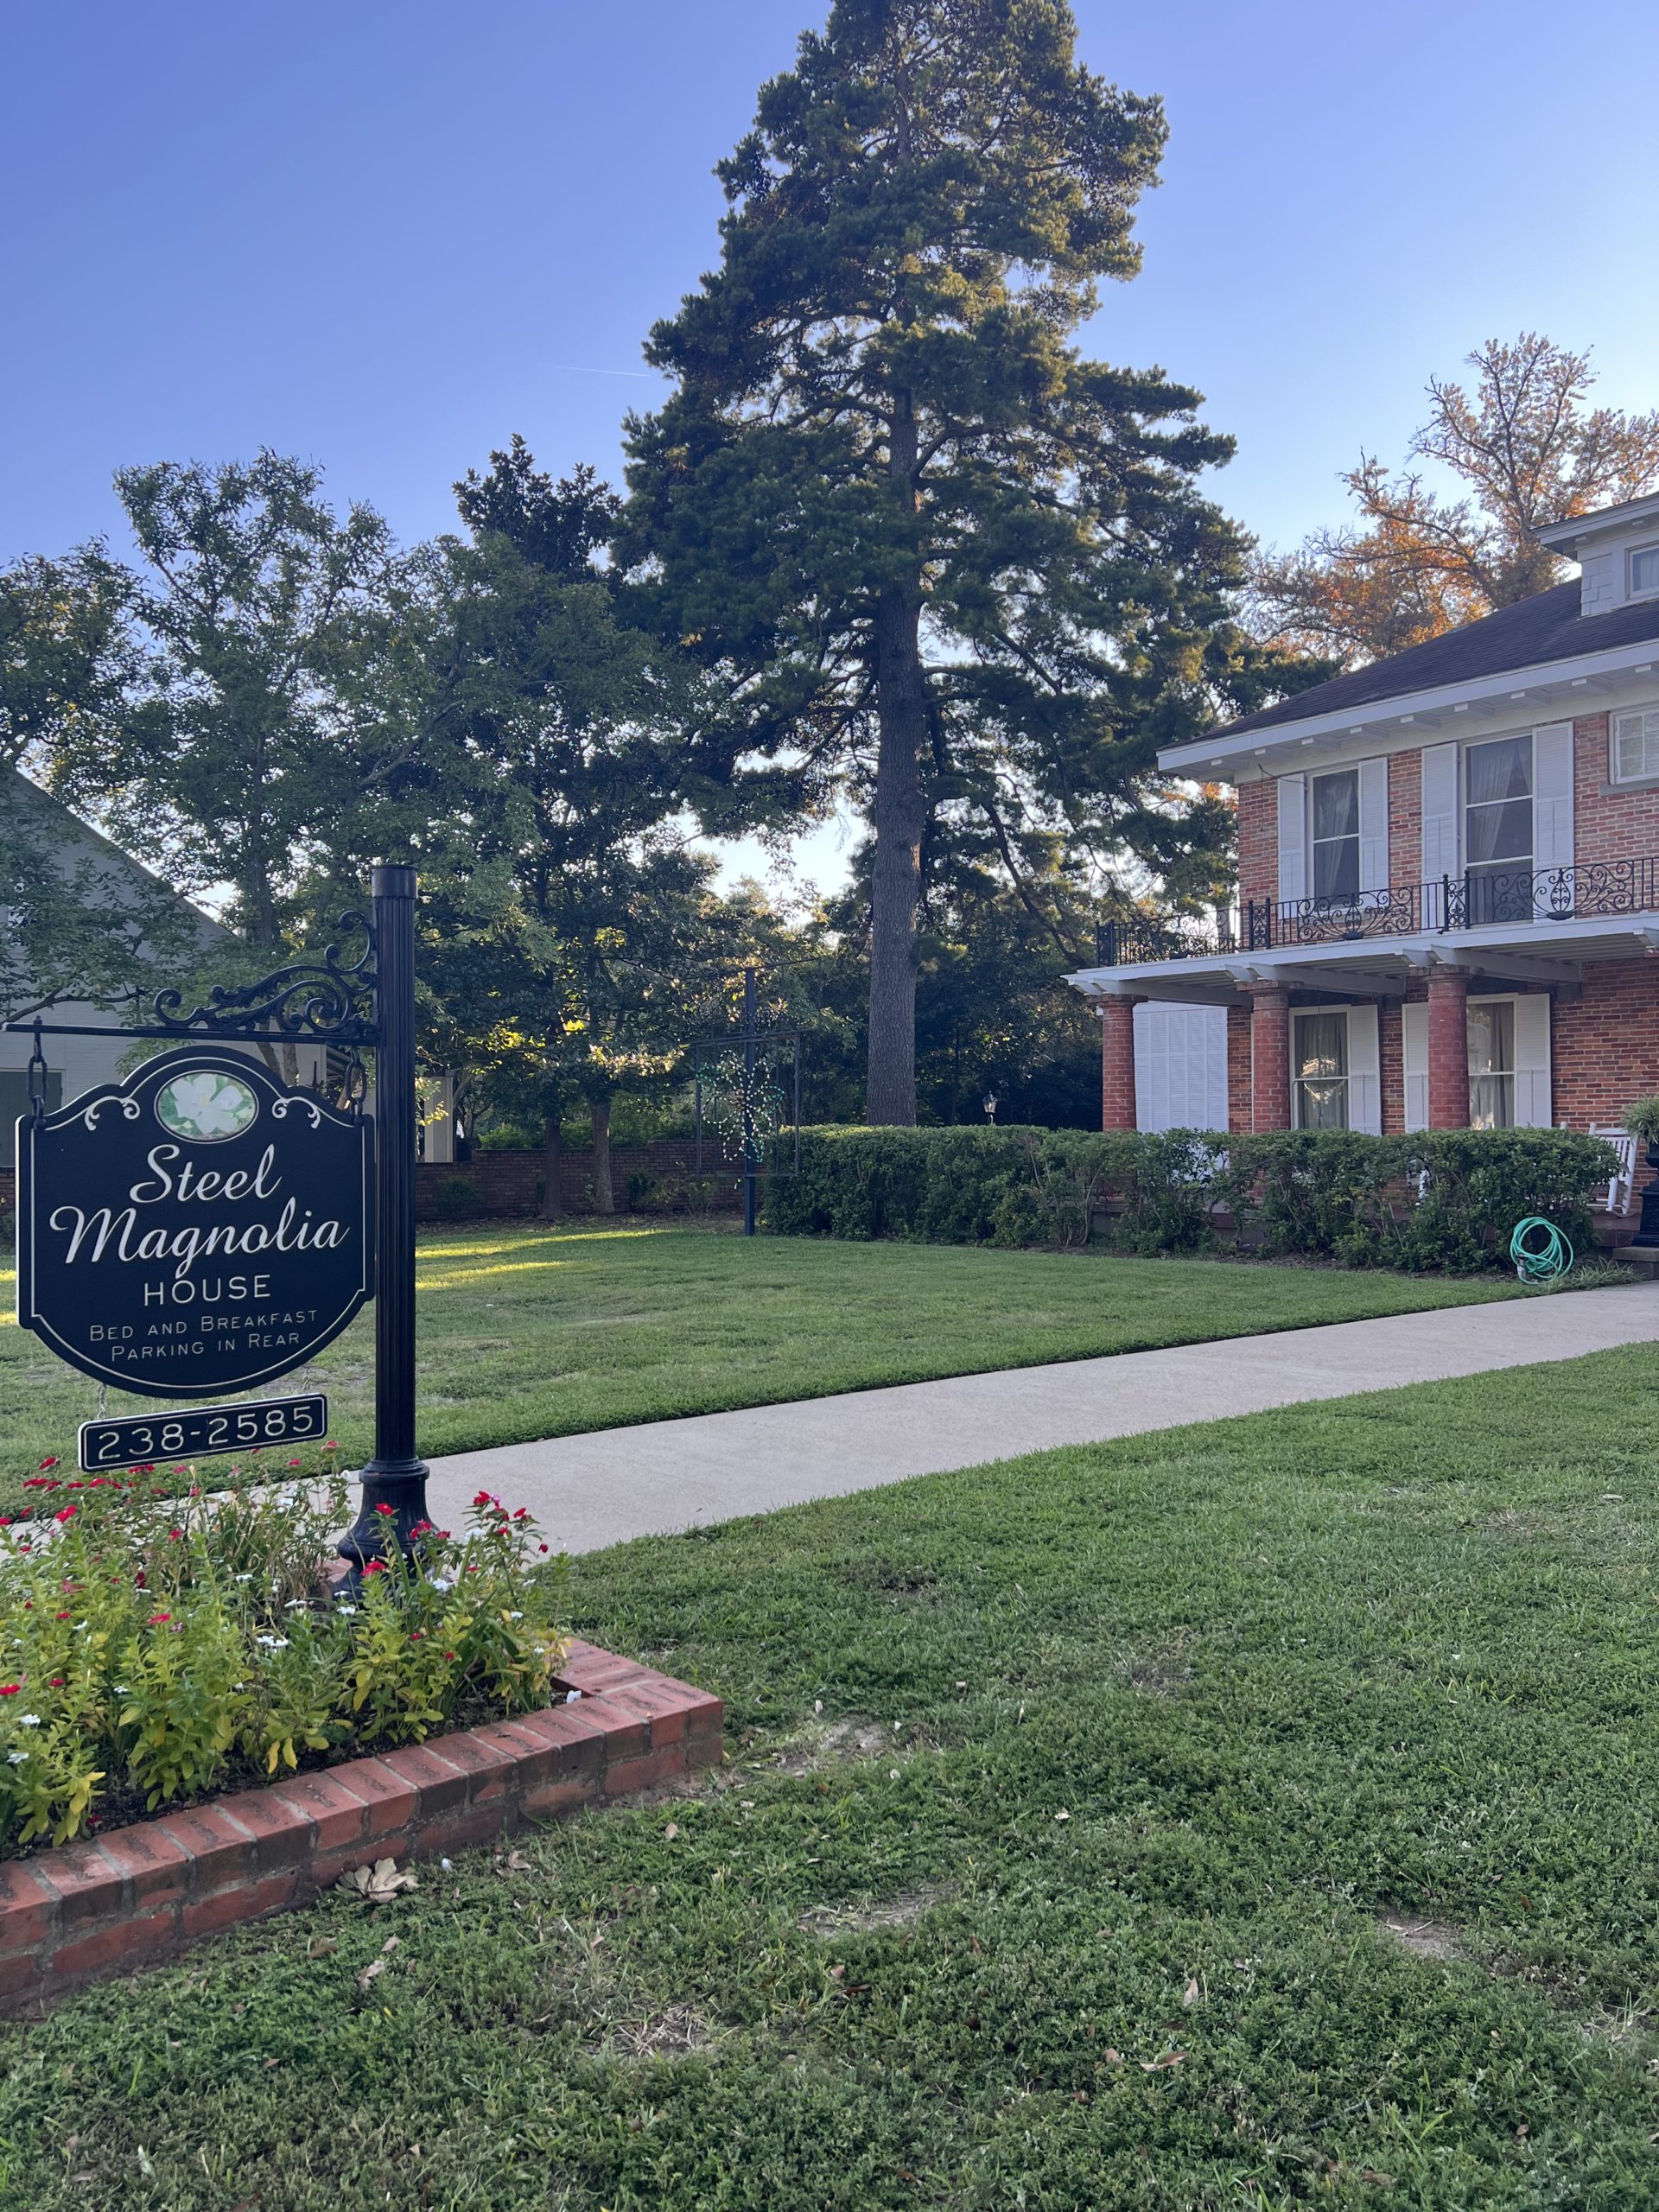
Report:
1630,544,1659,600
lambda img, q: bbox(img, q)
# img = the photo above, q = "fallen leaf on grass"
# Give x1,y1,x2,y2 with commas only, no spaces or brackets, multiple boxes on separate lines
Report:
1140,2051,1186,2072
664,1823,680,1841
308,1937,338,1959
494,1850,531,1878
1182,1977,1201,2007
338,1858,417,1904
1102,2049,1123,2064
357,1936,400,1990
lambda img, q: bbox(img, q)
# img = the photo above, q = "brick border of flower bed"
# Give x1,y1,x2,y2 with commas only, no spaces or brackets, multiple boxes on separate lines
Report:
0,1640,721,2016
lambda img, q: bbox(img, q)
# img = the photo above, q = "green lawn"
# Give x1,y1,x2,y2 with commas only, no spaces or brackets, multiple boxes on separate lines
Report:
0,1222,1536,1509
3,1343,1657,2207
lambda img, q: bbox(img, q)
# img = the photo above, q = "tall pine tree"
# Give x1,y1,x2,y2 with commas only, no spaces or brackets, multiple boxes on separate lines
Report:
622,0,1282,1123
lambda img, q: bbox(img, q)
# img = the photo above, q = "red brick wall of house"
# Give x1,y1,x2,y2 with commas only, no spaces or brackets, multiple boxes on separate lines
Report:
1099,999,1139,1130
1570,711,1659,868
1226,1005,1252,1134
1552,958,1659,1127
1379,1001,1405,1134
1389,749,1422,887
1236,779,1276,909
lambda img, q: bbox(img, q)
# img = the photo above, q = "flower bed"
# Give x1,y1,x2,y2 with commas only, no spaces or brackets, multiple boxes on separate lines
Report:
0,1466,567,1858
0,1639,722,2014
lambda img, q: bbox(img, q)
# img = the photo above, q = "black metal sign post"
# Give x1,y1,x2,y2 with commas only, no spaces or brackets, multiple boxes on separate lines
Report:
9,861,428,1574
338,865,429,1573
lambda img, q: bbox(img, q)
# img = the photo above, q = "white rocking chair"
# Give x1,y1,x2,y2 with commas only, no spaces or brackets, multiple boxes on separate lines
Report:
1590,1125,1637,1215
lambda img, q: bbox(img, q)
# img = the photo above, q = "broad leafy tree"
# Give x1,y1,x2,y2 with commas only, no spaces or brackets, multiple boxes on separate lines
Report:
621,0,1286,1123
421,445,719,1213
1252,334,1659,665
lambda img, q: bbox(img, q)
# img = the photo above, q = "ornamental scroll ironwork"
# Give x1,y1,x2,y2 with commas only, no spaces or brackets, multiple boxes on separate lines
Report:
149,912,378,1044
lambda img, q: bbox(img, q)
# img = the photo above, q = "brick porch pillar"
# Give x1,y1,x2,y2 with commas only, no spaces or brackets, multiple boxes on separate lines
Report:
1427,965,1470,1128
1099,995,1142,1130
1250,987,1292,1130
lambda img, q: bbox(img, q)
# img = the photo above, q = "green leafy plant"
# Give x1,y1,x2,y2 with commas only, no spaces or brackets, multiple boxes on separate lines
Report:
766,1125,1619,1274
1621,1094,1659,1148
0,1467,568,1855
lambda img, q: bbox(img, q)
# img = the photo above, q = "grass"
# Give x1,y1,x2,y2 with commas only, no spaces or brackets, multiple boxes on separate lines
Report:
0,1220,1544,1511
3,1342,1657,2206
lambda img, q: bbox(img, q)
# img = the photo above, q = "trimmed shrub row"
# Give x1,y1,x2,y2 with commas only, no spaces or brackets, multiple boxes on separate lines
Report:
763,1125,1624,1273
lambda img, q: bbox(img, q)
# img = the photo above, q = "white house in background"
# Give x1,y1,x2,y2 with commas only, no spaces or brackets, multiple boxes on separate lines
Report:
1,769,315,1128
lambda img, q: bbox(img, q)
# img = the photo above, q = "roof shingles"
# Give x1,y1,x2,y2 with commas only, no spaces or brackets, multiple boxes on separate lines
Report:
1205,582,1659,745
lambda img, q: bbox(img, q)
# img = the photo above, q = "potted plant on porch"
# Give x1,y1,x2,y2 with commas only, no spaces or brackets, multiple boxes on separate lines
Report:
1620,1096,1659,1247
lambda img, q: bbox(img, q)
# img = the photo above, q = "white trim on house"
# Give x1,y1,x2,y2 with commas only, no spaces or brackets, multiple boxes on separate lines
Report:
1159,638,1659,779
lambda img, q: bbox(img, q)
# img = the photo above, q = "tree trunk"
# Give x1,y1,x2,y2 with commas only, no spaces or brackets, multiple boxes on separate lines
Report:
589,1095,615,1214
866,577,928,1126
537,1116,563,1222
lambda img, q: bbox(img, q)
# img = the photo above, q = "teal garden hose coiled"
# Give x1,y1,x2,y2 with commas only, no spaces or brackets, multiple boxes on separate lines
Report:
1510,1216,1573,1283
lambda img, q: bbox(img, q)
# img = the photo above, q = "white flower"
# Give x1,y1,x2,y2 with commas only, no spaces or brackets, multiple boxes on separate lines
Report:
233,1574,253,1584
507,1611,524,1621
284,1599,311,1611
255,1636,289,1651
163,1071,251,1138
6,1751,26,1765
17,1714,41,1728
334,1604,357,1618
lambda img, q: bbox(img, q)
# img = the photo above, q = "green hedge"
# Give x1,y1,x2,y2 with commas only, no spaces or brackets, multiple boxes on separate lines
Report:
762,1125,1623,1273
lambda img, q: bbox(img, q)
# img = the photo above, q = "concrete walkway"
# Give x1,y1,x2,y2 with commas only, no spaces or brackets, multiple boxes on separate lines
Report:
423,1284,1659,1554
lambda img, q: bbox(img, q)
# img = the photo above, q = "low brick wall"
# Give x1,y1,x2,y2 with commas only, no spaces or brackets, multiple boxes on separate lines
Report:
0,1640,721,2014
416,1141,738,1222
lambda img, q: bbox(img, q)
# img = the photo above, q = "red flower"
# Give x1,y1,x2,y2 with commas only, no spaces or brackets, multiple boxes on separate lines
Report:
287,1459,301,1469
512,1508,529,1522
410,1630,423,1642
53,1504,78,1524
147,1613,172,1626
168,1529,183,1542
324,1440,339,1450
48,1678,64,1688
0,1518,10,1529
443,1650,456,1661
374,1503,396,1518
37,1458,59,1471
473,1491,495,1509
54,1611,71,1621
0,1686,20,1698
538,1544,550,1554
363,1560,387,1576
132,1465,155,1475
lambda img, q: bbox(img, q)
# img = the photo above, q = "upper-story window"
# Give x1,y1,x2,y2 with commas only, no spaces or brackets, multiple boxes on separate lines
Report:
1464,734,1533,924
1310,768,1360,899
1630,543,1659,600
1612,706,1659,784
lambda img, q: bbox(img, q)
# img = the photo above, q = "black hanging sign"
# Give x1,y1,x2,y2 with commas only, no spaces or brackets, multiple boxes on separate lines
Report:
16,1046,374,1400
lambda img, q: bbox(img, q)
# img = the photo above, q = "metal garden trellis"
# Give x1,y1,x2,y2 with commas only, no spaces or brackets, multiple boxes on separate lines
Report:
4,861,429,1577
691,965,801,1236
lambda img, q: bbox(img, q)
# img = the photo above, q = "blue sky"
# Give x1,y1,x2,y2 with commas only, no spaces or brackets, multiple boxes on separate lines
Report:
4,0,1656,884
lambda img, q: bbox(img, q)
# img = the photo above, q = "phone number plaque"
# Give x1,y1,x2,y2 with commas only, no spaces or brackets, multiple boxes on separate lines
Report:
79,1393,329,1473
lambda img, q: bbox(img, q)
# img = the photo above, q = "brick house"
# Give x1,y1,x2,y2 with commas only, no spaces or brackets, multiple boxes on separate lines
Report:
1068,493,1659,1138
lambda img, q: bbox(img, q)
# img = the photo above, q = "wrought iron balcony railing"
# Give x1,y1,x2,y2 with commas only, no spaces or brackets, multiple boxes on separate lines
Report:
1095,855,1659,967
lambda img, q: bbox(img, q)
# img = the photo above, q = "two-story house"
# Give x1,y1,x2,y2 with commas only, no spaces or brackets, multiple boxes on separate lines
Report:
1067,492,1659,1139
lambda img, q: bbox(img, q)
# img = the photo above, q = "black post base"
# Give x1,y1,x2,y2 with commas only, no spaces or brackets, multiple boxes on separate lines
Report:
1630,1148,1659,1248
338,1460,432,1586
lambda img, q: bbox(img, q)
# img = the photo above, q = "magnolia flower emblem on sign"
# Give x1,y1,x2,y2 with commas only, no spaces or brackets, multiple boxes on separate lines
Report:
155,1070,258,1143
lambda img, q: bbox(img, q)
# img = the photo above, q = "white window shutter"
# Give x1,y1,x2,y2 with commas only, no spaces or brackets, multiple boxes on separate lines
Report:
1532,723,1574,915
1134,1003,1228,1133
1421,743,1459,925
1358,756,1389,894
1513,994,1553,1126
1347,1003,1382,1134
1277,774,1306,905
1402,1002,1428,1131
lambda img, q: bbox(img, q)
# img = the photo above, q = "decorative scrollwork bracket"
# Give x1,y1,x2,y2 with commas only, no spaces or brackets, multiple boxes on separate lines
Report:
149,912,379,1044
